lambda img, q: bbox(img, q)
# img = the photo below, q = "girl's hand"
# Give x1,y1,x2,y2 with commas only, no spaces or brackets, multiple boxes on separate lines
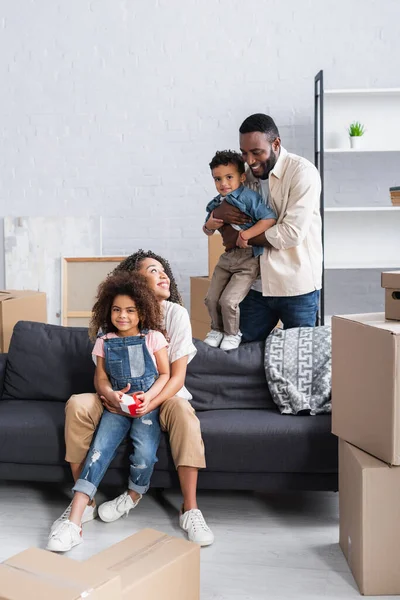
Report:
236,231,249,248
205,212,224,231
134,392,152,416
100,384,131,414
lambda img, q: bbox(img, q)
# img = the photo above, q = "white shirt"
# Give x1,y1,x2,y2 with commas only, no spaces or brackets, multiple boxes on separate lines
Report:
162,300,197,399
246,147,322,297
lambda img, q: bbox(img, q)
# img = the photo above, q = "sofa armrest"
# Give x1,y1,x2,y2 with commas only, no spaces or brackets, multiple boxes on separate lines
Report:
0,353,8,398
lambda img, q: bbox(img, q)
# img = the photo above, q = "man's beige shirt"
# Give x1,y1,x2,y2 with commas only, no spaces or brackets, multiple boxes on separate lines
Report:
246,147,322,297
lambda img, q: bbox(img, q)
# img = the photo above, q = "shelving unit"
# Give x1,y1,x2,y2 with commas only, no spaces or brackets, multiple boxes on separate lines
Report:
314,71,400,324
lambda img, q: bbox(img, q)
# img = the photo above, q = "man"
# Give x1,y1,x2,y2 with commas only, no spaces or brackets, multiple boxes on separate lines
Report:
209,113,322,341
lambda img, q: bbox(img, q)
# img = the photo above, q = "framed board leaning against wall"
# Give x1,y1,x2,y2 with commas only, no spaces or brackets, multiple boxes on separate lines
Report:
61,257,127,327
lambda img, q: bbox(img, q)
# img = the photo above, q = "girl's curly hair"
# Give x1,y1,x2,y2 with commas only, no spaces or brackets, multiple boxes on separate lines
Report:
113,249,183,305
89,271,164,341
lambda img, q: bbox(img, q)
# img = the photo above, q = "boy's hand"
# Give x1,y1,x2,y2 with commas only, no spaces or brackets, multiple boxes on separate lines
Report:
134,392,152,416
205,212,224,231
236,231,249,248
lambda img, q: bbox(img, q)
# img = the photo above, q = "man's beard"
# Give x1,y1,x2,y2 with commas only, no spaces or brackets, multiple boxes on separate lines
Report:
253,152,278,179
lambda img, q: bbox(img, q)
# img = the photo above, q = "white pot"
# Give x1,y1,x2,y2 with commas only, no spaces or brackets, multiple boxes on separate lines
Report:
349,136,362,150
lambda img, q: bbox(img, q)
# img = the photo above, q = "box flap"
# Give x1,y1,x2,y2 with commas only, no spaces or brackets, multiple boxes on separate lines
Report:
382,271,400,290
1,547,120,600
333,313,400,335
85,529,198,590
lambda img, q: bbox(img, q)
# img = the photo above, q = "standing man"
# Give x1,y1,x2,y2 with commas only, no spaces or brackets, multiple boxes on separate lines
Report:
209,114,322,341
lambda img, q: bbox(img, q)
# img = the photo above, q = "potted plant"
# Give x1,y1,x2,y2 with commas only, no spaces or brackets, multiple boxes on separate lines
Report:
348,121,365,150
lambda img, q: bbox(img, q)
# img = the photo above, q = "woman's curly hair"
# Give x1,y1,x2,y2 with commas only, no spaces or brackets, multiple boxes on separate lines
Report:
113,249,183,305
89,271,164,341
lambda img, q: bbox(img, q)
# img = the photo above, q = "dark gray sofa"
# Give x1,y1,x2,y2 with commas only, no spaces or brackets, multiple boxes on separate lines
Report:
0,321,338,491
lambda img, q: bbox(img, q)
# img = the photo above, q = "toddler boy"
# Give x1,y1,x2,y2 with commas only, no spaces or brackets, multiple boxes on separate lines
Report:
203,150,276,350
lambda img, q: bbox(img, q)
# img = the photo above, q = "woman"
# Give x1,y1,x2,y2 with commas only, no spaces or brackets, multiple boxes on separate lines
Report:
49,250,214,548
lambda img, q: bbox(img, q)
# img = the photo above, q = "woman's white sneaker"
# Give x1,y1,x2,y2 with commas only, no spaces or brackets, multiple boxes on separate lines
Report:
204,330,224,348
179,508,214,546
49,501,97,535
46,520,82,552
98,491,142,523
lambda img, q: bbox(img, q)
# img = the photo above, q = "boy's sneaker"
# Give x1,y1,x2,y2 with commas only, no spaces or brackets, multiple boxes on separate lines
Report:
98,491,142,523
49,501,97,536
179,508,214,547
46,520,82,552
220,332,242,351
204,330,223,348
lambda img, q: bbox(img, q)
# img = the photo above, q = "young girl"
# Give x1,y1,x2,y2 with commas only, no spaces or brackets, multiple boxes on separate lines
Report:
47,271,169,552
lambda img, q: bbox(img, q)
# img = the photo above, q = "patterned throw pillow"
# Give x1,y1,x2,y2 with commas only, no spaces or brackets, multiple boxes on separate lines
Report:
264,326,332,415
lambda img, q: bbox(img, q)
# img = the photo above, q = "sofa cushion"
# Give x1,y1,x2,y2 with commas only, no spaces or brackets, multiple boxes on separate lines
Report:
0,400,337,474
186,340,275,410
3,321,95,401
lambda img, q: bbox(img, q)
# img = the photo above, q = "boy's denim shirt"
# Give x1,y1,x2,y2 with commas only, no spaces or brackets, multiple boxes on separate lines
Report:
205,185,276,257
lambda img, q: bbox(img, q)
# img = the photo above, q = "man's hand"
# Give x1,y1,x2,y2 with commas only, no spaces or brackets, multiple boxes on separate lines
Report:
100,384,131,415
213,202,251,226
205,212,224,231
134,392,153,416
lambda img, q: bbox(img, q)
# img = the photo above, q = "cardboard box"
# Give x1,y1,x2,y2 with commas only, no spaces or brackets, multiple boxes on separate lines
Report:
381,271,400,321
208,232,224,277
190,276,211,324
0,547,121,600
0,290,47,352
339,440,400,595
85,528,200,600
191,318,210,340
332,313,400,464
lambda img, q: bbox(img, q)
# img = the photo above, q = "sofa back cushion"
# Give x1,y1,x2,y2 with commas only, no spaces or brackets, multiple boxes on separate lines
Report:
3,321,95,401
186,339,274,410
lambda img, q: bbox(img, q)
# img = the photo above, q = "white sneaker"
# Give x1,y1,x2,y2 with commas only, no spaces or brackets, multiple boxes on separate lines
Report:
98,491,142,523
220,331,242,350
179,508,214,547
46,520,82,552
204,330,224,348
49,500,97,535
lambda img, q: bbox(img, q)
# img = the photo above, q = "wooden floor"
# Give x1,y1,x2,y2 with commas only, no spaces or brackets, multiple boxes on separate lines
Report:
0,482,397,599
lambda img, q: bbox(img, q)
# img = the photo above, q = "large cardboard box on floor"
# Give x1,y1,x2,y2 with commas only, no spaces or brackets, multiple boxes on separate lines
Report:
208,232,224,277
0,290,47,352
332,313,400,464
190,276,211,339
381,271,400,321
339,439,400,595
0,547,121,600
85,528,200,600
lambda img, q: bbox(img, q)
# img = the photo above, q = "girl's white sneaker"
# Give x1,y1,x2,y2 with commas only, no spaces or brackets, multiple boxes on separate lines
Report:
49,501,97,536
98,491,142,523
46,520,82,552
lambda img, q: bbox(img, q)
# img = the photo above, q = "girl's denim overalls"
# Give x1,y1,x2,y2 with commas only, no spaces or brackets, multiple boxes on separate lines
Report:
73,333,162,500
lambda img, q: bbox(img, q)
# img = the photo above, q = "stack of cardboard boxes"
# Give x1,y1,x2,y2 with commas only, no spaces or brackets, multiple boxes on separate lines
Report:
332,271,400,595
190,233,224,339
0,290,47,352
0,529,200,599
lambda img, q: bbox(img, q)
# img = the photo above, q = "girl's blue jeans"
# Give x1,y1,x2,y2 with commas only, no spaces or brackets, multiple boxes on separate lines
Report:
72,408,161,501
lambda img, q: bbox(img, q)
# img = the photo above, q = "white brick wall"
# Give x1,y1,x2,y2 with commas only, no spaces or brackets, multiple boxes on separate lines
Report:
0,0,399,308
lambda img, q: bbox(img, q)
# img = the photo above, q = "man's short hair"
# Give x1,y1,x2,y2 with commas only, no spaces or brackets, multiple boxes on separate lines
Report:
239,114,280,142
209,150,245,174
